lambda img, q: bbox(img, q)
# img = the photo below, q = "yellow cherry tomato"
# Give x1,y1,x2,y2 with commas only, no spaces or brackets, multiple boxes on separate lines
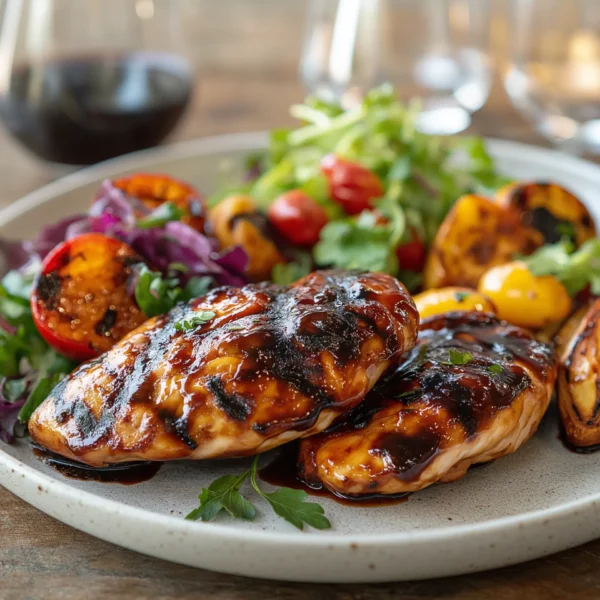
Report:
477,261,572,329
414,287,496,320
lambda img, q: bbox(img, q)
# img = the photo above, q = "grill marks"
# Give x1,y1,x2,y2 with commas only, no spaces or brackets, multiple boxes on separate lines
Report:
29,270,419,465
298,312,557,496
207,377,252,422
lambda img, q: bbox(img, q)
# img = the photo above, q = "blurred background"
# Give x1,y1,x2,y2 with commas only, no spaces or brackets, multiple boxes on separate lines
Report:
0,0,594,206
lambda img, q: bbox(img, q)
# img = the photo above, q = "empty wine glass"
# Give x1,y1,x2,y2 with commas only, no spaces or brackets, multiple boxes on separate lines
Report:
504,0,600,153
0,0,194,167
300,0,493,135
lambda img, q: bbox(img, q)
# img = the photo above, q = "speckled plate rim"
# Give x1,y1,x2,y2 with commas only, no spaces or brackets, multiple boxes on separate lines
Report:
1,133,600,582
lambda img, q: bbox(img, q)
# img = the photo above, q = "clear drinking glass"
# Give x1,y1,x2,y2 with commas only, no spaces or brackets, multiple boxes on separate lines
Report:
0,0,194,166
504,0,600,153
300,0,493,134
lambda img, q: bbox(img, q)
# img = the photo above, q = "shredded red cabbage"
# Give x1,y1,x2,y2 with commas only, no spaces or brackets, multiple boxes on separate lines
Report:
88,181,247,286
9,179,248,287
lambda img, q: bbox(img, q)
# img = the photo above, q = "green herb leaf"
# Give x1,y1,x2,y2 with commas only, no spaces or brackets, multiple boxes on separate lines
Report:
314,212,398,274
2,259,39,301
249,457,331,531
523,239,600,296
271,252,313,285
182,276,213,301
488,364,503,375
136,202,186,229
187,457,331,530
133,265,183,318
186,470,256,522
442,348,473,366
18,371,64,424
454,291,470,302
174,311,216,332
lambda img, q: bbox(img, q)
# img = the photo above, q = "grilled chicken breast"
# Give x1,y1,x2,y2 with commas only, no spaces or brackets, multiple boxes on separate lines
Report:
299,312,557,498
29,270,419,466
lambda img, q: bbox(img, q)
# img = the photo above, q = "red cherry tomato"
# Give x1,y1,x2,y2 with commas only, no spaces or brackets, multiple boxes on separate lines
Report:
395,231,427,273
31,233,147,361
320,154,384,215
267,190,328,246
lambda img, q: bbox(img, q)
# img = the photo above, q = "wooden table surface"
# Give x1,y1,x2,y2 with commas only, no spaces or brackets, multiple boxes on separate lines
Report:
1,2,599,598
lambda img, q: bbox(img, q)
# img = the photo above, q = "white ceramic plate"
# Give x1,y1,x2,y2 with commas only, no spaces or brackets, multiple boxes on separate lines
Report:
1,133,600,584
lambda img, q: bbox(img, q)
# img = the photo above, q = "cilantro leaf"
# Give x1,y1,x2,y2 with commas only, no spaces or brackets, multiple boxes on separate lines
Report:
174,311,216,332
314,212,398,274
186,470,256,522
133,265,184,318
136,202,185,229
249,457,331,531
442,349,473,366
488,364,503,375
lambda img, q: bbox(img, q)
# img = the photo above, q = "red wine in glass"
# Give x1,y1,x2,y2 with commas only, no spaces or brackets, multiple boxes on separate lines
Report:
0,52,193,166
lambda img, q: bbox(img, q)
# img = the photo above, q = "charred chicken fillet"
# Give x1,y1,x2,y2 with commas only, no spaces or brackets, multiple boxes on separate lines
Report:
29,270,419,466
299,312,557,498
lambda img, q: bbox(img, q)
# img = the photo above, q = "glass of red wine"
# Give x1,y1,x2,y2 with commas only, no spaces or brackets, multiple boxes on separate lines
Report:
0,0,194,166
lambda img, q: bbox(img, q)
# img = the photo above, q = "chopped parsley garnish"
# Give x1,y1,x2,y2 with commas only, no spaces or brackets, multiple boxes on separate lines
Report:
454,291,470,302
136,202,186,229
442,348,474,366
186,456,331,531
174,311,216,332
488,364,503,375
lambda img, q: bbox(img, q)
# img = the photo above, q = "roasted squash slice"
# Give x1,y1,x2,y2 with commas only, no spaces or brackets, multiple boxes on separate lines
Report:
423,194,543,289
495,182,595,247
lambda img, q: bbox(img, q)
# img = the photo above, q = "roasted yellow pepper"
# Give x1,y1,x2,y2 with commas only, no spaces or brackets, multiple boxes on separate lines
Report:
477,261,572,329
414,287,496,320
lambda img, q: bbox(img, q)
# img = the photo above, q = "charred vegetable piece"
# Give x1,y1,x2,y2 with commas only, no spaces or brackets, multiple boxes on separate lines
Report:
31,233,146,361
558,298,600,448
495,182,595,247
423,194,543,289
111,174,206,233
478,261,572,330
414,287,496,320
209,195,285,282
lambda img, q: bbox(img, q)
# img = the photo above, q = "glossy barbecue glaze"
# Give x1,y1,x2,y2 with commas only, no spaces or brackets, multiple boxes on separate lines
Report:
28,270,419,466
299,312,557,498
